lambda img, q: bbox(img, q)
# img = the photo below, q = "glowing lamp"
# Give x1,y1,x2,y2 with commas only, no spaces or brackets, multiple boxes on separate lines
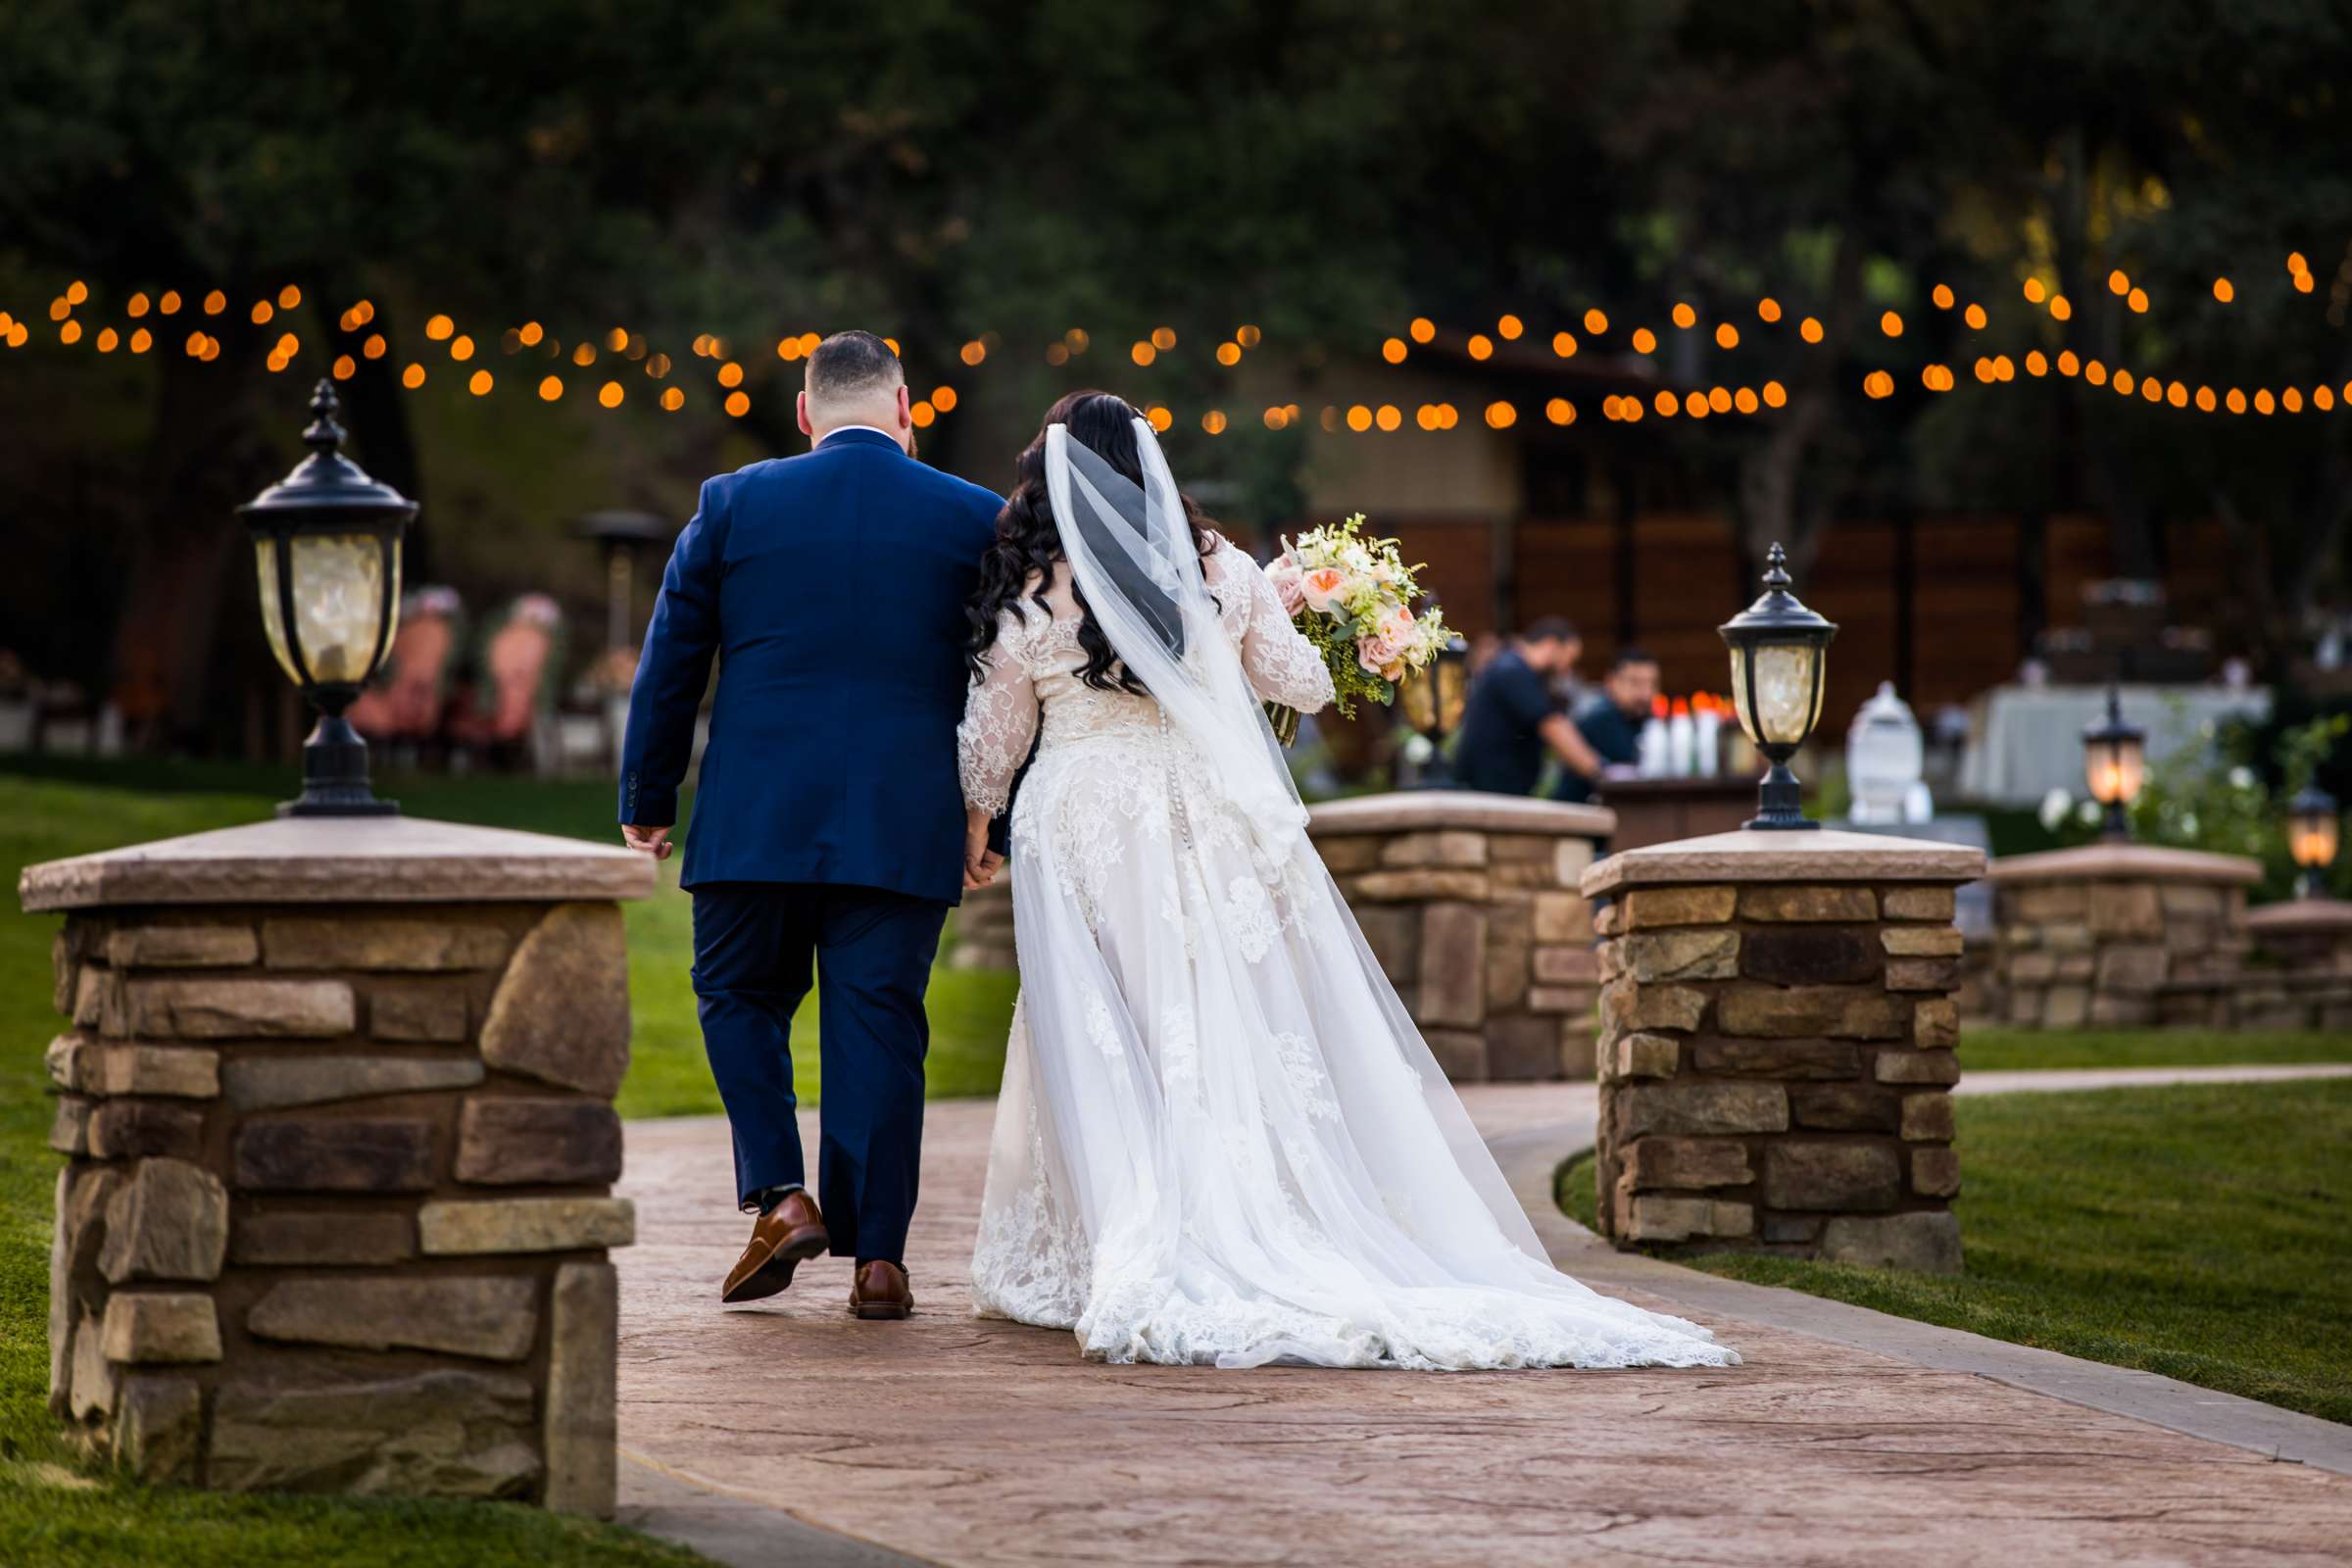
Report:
2288,785,2340,899
239,380,416,816
1399,626,1472,787
1719,543,1838,830
2080,686,2146,841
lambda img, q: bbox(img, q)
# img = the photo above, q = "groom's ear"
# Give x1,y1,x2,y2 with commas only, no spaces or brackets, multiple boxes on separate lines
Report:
895,383,913,431
795,391,814,439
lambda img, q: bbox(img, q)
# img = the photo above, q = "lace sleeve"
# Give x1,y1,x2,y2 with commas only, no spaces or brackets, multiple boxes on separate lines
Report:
1212,545,1336,713
958,611,1040,815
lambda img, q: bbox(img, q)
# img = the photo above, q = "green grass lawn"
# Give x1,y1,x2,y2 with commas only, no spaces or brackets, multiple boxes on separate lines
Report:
1959,1026,2352,1071
1558,1079,2352,1426
0,760,1016,1565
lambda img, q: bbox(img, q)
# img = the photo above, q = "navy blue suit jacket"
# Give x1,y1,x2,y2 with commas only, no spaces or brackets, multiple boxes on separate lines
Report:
618,428,1004,904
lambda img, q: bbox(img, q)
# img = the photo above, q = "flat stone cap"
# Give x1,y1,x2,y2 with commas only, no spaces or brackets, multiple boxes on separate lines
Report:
1986,842,2263,887
2245,897,2352,934
1581,826,1986,898
21,813,658,912
1308,790,1615,840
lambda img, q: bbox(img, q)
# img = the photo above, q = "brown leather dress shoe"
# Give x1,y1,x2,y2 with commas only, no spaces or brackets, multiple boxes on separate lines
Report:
849,1259,913,1320
721,1190,830,1303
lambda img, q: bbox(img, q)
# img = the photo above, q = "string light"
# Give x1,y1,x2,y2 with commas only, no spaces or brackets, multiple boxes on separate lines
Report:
469,369,493,396
1715,322,1739,349
726,390,752,417
1671,303,1697,329
1485,400,1516,428
1630,327,1656,354
1217,341,1242,366
1582,308,1607,335
1375,404,1401,431
1382,337,1406,364
1408,317,1436,344
1551,331,1577,357
1496,314,1523,340
2214,277,2235,303
1545,397,1575,424
1758,298,1783,322
1131,341,1154,367
402,364,426,389
599,380,623,408
425,314,454,340
1964,303,1987,329
1467,333,1494,360
1799,317,1824,344
662,387,686,412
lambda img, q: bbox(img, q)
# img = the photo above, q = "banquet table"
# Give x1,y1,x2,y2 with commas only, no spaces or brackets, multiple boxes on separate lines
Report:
1955,683,2271,808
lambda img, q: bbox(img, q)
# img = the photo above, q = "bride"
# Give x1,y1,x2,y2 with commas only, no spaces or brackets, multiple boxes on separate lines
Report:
955,391,1738,1372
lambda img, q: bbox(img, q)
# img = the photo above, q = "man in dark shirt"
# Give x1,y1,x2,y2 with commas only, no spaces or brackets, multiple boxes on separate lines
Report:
1453,617,1605,797
1554,647,1661,804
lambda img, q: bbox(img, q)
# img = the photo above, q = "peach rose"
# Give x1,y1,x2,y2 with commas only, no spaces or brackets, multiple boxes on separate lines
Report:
1357,629,1404,675
1300,565,1349,614
1266,555,1306,615
1375,605,1416,646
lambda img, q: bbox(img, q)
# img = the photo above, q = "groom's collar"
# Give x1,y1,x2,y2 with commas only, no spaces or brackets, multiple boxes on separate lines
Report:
815,425,906,454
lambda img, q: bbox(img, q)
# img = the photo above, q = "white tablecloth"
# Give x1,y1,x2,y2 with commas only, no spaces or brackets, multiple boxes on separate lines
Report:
1956,684,2271,808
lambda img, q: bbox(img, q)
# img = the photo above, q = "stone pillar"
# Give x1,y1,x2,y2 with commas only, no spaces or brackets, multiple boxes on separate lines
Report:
22,815,655,1514
1309,791,1615,1082
1985,844,2258,1029
2244,899,2352,1030
1581,827,1984,1273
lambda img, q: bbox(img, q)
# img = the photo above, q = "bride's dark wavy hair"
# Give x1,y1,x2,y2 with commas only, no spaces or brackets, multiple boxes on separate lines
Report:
965,390,1219,695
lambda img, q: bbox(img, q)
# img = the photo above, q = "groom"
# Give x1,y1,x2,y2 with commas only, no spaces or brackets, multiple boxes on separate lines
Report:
618,330,1004,1319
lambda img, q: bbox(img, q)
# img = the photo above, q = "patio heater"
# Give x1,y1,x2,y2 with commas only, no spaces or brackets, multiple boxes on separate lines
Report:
576,510,672,654
240,381,417,816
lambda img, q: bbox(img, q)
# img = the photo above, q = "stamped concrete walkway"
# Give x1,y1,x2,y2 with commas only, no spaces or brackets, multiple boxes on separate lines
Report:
614,1066,2352,1567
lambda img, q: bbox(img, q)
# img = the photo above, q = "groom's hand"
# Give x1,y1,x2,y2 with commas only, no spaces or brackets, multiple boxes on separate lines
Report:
621,824,673,860
963,850,1004,891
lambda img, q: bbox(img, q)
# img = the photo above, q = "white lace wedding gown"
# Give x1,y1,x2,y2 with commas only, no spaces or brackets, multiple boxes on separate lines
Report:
957,540,1738,1371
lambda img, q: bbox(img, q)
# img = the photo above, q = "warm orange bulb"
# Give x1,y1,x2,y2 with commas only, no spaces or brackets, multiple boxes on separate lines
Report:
1715,322,1740,349
401,363,425,389
1583,308,1608,335
1671,303,1696,329
1496,314,1523,340
2214,277,2234,303
1631,327,1656,355
1545,397,1574,425
1408,318,1436,344
1758,297,1783,322
726,390,752,417
1376,404,1402,431
1131,342,1155,367
468,369,493,396
2023,278,2046,304
1762,380,1787,409
1382,337,1407,364
1964,303,1987,330
1880,310,1903,337
1484,400,1516,428
1799,317,1824,344
1551,331,1577,358
600,380,624,408
661,387,685,412
1467,333,1494,360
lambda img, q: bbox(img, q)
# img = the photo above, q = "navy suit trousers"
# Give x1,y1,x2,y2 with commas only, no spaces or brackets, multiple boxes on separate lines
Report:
690,881,947,1266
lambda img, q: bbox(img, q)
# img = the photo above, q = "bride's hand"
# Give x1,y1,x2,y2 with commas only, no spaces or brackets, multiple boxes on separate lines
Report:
964,808,1003,890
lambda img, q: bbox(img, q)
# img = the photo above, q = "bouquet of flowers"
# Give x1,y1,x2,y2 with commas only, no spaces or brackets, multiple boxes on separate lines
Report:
1262,514,1451,745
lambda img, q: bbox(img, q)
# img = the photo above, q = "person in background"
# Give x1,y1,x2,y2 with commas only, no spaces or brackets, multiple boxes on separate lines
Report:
1453,617,1606,797
1554,647,1662,804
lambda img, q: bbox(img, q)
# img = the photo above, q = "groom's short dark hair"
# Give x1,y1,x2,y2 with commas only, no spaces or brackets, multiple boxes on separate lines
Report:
806,330,904,405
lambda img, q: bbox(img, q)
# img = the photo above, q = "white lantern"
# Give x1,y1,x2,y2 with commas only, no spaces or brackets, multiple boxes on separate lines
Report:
1846,681,1924,825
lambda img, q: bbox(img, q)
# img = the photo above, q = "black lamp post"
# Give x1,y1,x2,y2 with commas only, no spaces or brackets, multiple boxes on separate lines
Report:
1401,628,1471,787
1719,542,1838,830
2288,784,2340,898
2081,686,2147,842
240,380,417,817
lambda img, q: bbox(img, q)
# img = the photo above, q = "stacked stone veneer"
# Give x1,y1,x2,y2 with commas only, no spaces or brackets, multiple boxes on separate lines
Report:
2241,900,2352,1030
1582,828,1985,1273
1986,844,2260,1029
22,816,653,1513
1307,791,1616,1082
